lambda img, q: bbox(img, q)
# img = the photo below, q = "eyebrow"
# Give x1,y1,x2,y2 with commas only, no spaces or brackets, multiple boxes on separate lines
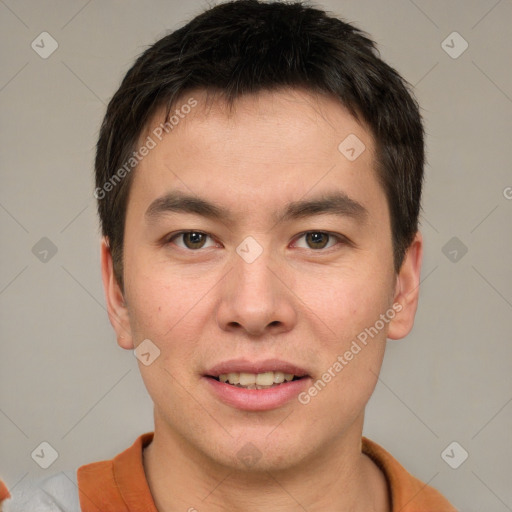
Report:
145,190,368,226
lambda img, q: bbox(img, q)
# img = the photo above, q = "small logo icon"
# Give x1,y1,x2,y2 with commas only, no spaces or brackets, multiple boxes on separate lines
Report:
338,134,366,161
237,442,262,467
236,236,263,264
31,441,59,469
32,237,58,263
503,186,512,200
441,32,468,59
134,339,161,366
31,32,59,59
441,441,468,469
442,236,468,263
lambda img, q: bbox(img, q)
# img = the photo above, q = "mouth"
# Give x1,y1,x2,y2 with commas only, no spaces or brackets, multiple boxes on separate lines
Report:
207,371,307,390
203,360,311,410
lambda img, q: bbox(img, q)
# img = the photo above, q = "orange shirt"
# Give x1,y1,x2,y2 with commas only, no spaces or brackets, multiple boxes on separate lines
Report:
0,478,10,504
76,432,457,512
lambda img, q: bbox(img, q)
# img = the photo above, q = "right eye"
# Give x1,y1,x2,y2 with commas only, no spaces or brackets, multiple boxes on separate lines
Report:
166,231,218,250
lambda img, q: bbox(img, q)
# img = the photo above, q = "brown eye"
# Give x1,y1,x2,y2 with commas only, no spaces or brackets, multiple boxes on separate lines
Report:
169,231,215,250
183,232,207,249
294,231,343,250
305,232,329,249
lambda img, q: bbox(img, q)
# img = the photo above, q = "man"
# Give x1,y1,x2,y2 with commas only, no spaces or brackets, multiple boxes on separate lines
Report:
3,1,457,510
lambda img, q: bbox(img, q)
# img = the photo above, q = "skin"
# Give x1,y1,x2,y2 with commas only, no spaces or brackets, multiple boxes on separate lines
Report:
102,88,422,512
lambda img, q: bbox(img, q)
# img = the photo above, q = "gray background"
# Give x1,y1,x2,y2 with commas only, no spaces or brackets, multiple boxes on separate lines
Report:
1,0,511,510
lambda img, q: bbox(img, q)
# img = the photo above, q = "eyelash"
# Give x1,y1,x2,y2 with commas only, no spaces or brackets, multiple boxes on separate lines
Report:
165,230,349,252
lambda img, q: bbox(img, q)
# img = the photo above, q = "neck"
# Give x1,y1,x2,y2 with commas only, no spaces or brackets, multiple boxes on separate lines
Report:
143,412,390,512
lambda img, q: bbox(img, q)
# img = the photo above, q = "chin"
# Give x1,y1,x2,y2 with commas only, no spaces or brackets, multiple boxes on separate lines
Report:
205,429,316,474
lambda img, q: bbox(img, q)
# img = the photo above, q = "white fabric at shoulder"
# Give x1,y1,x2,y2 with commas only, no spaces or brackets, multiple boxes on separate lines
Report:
4,471,80,512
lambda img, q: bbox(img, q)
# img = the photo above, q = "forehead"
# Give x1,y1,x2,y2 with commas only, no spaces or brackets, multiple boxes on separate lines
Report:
147,87,372,153
130,88,384,225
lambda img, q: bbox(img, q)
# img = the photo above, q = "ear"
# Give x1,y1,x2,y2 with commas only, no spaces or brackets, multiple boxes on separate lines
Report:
387,231,423,340
100,237,134,349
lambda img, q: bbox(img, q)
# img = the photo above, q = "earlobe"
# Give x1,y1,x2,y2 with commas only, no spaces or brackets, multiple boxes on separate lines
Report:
387,231,423,340
100,237,134,349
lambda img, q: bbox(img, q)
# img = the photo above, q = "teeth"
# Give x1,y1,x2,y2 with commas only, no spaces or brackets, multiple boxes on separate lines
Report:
273,371,285,383
217,371,300,387
239,372,256,386
227,372,240,384
256,372,274,386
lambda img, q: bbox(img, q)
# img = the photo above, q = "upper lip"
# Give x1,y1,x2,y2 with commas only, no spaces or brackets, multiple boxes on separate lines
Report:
205,359,310,378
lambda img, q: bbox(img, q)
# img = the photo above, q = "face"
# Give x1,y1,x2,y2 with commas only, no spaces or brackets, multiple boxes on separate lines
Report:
102,88,422,472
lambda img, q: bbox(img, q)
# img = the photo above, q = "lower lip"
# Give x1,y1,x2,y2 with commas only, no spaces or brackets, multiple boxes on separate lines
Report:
203,376,311,411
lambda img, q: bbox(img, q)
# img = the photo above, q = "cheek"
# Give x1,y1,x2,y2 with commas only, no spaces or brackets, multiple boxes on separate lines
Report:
124,251,194,338
124,259,213,376
299,264,392,397
126,273,202,401
299,286,389,425
301,262,394,341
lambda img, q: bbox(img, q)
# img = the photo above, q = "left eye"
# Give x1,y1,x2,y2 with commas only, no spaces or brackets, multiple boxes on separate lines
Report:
293,231,341,250
169,231,216,250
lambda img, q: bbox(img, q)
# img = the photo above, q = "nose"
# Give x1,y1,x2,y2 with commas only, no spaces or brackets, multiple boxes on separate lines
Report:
215,244,297,337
